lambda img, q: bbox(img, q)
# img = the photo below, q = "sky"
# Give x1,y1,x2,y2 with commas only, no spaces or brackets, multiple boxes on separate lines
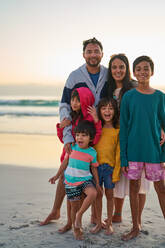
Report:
0,0,165,88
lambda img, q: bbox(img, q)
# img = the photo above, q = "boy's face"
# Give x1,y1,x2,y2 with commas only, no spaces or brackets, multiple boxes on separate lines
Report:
75,132,91,149
133,61,153,84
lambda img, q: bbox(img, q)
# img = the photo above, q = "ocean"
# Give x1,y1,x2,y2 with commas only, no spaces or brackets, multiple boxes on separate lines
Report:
0,85,62,135
0,84,164,136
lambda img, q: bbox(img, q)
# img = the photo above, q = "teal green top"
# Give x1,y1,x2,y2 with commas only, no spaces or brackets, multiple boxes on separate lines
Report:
120,88,165,167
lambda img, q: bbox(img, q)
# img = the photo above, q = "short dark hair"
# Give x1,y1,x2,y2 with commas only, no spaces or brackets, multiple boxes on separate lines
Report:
97,98,119,128
83,37,103,52
74,120,96,141
133,55,154,73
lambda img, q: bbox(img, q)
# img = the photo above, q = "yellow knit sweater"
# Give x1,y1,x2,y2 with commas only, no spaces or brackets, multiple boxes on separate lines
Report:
94,127,120,183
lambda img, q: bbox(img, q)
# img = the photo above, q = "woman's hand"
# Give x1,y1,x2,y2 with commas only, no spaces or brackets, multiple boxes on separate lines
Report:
87,106,99,123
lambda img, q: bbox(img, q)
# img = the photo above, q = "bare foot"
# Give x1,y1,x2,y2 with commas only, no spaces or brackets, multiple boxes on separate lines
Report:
121,228,140,241
90,216,97,225
112,213,122,223
58,223,72,234
104,225,114,235
75,212,82,229
40,211,60,226
90,224,102,234
73,228,84,240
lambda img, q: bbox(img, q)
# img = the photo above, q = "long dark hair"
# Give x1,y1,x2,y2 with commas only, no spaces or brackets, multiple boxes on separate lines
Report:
97,98,119,128
107,54,133,104
70,90,83,124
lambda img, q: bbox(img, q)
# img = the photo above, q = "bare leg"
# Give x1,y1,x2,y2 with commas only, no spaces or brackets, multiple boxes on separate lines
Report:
112,197,124,223
91,202,98,224
70,200,83,240
58,199,72,233
122,179,141,241
138,193,146,228
90,189,103,234
154,180,165,218
104,189,114,235
75,186,97,229
40,175,65,225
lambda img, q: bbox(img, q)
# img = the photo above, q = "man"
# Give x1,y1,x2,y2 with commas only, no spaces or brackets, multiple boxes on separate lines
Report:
40,38,108,231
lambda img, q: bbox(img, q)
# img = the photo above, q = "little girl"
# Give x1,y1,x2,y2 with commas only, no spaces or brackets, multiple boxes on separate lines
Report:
41,87,102,231
91,97,120,235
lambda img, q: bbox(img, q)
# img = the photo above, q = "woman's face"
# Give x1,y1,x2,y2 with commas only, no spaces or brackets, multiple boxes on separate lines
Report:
111,58,127,82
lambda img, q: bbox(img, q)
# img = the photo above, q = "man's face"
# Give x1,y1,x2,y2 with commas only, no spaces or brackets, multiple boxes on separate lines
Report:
83,43,103,67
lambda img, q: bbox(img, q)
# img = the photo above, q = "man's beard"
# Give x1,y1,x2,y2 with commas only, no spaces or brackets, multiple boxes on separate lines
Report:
86,59,100,67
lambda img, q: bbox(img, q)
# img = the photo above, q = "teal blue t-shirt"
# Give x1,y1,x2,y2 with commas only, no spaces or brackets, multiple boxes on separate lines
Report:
120,88,165,167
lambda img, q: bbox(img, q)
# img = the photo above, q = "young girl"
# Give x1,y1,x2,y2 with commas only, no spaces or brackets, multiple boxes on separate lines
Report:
120,55,165,241
48,120,102,240
40,87,102,232
91,97,120,235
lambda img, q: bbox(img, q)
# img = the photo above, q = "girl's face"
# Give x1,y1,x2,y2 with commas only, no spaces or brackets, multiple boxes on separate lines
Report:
100,103,114,123
71,96,81,112
111,58,127,82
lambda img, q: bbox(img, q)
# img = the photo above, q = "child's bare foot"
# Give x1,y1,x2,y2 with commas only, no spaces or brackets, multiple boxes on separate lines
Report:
90,216,97,224
73,228,84,240
112,213,122,223
75,212,82,229
104,225,114,235
121,228,140,241
90,224,102,234
40,211,60,225
58,223,72,233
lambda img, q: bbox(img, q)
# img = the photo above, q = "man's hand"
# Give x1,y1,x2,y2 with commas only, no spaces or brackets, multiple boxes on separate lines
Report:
49,176,57,184
59,118,71,129
64,143,72,154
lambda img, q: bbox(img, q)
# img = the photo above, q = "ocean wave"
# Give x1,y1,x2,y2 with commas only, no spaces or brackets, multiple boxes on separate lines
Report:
0,112,59,117
0,98,60,107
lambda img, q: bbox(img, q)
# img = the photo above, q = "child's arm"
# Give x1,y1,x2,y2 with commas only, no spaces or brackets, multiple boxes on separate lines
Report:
119,95,129,169
49,156,69,184
87,106,102,145
91,166,103,196
112,133,121,183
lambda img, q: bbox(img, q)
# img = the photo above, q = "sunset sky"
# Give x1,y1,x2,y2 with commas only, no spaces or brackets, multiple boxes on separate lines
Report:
1,0,165,88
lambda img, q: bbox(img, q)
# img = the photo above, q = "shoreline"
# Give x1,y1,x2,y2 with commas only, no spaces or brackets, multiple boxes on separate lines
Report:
0,133,63,168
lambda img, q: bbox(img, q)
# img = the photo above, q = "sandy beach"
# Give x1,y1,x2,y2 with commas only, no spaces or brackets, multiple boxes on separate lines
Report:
0,133,165,248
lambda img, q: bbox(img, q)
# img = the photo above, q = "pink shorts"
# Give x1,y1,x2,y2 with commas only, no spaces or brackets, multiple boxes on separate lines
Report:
127,162,165,182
